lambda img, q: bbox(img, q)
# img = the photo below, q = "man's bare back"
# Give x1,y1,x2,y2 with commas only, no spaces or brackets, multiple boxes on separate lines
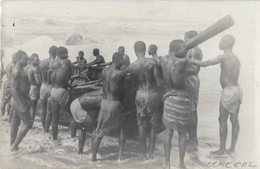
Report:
50,58,72,89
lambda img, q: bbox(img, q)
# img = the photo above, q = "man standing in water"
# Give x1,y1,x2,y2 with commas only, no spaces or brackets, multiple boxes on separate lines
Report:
50,46,72,142
10,50,31,151
129,41,162,159
160,40,190,169
39,46,57,132
184,30,203,150
26,54,41,126
92,52,127,161
118,46,130,67
191,35,242,156
1,54,16,120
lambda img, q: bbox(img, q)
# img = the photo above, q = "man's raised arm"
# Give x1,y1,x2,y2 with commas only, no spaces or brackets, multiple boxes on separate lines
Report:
190,54,225,67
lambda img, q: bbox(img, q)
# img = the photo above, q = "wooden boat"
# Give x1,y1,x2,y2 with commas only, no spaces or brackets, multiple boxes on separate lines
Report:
58,63,140,137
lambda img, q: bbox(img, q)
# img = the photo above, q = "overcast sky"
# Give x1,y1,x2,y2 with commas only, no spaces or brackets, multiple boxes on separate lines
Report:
1,1,259,24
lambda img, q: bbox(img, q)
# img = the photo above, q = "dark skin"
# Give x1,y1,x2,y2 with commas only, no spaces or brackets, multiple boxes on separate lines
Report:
118,47,130,67
128,42,162,160
39,51,56,132
10,52,31,151
184,36,203,150
26,56,41,126
159,42,188,169
50,53,72,141
92,57,127,162
1,56,15,118
191,35,240,155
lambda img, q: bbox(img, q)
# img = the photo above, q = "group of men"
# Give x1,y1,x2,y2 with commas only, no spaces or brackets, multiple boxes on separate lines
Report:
0,30,242,169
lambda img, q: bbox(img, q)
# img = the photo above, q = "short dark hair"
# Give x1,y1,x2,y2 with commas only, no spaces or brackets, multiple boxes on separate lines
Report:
169,40,186,53
118,46,125,50
93,48,99,55
112,52,123,64
185,30,198,40
49,46,57,56
78,51,84,55
30,53,39,62
15,50,27,62
134,41,146,53
56,46,68,57
149,44,158,51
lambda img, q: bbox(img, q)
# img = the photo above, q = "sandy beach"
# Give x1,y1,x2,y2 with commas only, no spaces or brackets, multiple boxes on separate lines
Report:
1,1,260,169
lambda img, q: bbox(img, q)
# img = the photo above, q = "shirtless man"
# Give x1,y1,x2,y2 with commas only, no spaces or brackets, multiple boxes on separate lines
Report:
148,44,165,133
50,46,72,141
190,35,242,156
26,54,41,126
10,50,31,151
39,46,57,132
73,51,87,65
92,52,127,161
70,90,102,154
160,40,190,169
1,54,16,119
88,48,105,65
1,50,6,88
118,46,130,67
184,30,203,151
129,41,162,159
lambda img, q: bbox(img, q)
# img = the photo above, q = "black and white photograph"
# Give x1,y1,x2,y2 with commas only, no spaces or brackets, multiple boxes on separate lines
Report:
0,0,259,169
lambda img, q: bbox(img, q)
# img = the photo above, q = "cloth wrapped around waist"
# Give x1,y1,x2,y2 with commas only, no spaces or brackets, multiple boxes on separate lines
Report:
70,98,88,124
51,87,70,107
95,99,125,137
184,75,200,112
3,80,12,99
221,85,243,114
135,90,159,127
163,90,191,131
29,85,40,100
40,83,52,100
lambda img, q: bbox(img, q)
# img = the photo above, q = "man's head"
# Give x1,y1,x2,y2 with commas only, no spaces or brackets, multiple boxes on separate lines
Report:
169,39,187,58
56,46,68,59
49,46,57,58
148,44,158,56
30,53,40,67
1,50,4,59
15,50,28,67
219,35,235,50
134,41,146,57
184,30,198,42
11,53,16,64
93,48,99,56
78,51,84,59
118,46,125,55
112,52,123,69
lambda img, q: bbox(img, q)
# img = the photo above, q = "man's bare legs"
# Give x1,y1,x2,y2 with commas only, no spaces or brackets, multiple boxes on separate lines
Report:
164,127,173,169
10,111,32,151
178,131,187,169
78,127,87,154
52,101,60,141
10,112,20,146
211,104,229,155
118,126,126,161
138,125,147,159
40,98,47,130
227,107,240,154
148,125,157,159
92,136,103,161
30,100,37,127
45,97,52,132
188,110,198,148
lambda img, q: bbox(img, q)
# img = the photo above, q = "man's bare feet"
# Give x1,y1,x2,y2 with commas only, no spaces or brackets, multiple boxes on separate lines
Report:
10,144,19,152
226,149,235,155
210,149,226,156
179,163,186,169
